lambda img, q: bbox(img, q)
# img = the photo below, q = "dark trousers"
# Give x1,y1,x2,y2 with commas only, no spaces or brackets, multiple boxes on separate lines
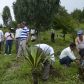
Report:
5,40,13,54
51,33,55,42
0,41,3,54
79,49,84,58
60,56,73,66
42,61,50,80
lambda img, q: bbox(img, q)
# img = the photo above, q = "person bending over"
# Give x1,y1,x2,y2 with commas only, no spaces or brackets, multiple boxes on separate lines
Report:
35,43,55,81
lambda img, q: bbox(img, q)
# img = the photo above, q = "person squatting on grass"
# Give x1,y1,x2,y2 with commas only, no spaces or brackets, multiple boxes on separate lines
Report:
17,21,30,58
35,43,55,81
59,42,78,67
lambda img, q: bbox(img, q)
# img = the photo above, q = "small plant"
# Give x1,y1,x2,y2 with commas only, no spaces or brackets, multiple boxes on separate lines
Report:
25,46,50,84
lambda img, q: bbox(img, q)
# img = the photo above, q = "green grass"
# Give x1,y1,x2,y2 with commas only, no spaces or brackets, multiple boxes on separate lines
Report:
0,55,83,84
0,30,84,84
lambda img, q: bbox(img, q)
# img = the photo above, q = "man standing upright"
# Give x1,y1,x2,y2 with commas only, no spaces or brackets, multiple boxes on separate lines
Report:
4,29,14,55
15,24,22,54
17,21,30,58
0,29,4,54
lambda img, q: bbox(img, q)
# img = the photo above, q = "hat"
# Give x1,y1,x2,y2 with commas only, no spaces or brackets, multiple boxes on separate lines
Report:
77,30,83,35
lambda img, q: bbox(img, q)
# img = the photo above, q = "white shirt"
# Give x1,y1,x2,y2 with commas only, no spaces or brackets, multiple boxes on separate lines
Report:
31,29,35,34
0,30,4,42
15,28,22,38
59,47,76,60
5,32,14,40
35,44,55,62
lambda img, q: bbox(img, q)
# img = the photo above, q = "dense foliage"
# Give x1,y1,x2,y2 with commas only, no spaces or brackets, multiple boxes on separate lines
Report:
13,0,60,31
2,6,12,27
71,8,84,23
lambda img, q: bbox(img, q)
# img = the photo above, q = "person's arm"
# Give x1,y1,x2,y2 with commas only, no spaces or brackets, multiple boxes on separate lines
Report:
68,52,80,64
74,58,80,64
26,29,31,42
75,37,79,51
10,33,14,39
49,47,55,64
68,50,76,61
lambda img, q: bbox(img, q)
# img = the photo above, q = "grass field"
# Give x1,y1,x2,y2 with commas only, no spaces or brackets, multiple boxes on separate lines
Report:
0,30,84,84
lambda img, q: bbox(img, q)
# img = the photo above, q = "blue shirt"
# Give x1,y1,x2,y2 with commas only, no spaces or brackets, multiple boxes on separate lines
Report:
20,26,29,40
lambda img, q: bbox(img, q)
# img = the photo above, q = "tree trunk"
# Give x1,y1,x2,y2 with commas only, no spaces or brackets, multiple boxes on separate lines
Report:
63,34,65,41
32,71,38,84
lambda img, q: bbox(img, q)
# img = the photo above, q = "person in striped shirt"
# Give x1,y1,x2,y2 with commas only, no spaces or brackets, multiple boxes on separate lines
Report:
17,22,30,58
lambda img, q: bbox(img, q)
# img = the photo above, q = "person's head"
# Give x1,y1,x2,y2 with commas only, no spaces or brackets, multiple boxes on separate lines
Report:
77,30,83,39
17,24,21,28
70,42,76,50
9,28,15,33
21,21,27,28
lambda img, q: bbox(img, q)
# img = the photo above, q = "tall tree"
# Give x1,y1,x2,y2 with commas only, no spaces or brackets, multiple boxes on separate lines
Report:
13,0,60,31
79,8,84,23
53,6,77,41
71,9,81,22
2,6,12,27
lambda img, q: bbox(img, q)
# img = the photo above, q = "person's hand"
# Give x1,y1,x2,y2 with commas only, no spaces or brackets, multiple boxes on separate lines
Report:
75,59,80,65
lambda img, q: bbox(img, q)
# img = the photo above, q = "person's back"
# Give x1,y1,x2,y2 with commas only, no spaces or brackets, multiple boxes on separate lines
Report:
15,28,22,39
35,43,55,80
35,44,55,62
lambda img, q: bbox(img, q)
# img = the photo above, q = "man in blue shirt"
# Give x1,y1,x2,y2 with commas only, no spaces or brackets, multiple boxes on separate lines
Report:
17,21,30,58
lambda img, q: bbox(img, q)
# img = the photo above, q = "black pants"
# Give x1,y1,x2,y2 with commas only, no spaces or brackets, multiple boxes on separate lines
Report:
79,49,84,58
60,56,73,66
0,41,3,54
51,33,55,42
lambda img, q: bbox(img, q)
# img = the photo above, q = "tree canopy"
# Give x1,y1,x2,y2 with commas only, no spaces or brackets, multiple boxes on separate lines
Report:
13,0,60,31
2,6,12,27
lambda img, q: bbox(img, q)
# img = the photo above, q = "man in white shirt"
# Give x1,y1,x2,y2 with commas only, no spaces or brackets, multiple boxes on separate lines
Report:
35,43,55,80
15,24,22,54
59,43,77,67
0,30,4,54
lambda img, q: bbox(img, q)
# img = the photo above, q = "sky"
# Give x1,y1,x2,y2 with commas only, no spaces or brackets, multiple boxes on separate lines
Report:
0,0,84,24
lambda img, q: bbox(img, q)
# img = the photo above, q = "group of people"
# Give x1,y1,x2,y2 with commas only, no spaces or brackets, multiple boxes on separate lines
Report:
0,21,30,57
0,23,84,80
60,30,84,67
31,29,84,80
